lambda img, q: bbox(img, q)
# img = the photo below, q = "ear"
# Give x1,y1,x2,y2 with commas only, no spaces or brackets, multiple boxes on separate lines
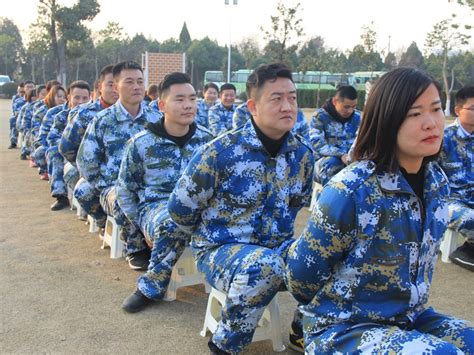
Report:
247,99,257,117
332,97,337,106
454,105,461,117
158,99,166,112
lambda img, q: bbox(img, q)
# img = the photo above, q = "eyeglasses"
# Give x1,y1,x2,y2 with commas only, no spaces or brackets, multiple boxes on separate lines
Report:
461,106,474,111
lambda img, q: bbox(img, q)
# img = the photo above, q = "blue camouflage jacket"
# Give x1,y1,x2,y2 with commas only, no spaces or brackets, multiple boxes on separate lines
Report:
309,108,361,160
36,103,68,149
208,102,237,137
116,119,213,226
286,160,450,328
439,120,474,208
196,99,216,128
232,103,310,141
168,119,314,257
59,99,104,164
47,105,82,148
12,96,26,118
76,101,161,191
18,101,36,132
30,101,49,139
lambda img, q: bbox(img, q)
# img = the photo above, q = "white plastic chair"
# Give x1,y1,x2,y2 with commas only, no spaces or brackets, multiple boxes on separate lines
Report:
439,228,463,263
101,216,125,259
163,246,210,301
87,215,99,233
200,288,285,352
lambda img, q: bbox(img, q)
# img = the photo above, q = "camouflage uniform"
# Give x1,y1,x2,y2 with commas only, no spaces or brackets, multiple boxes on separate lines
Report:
168,119,314,353
309,107,361,185
286,160,474,354
77,101,161,255
208,102,237,137
17,101,36,156
196,99,215,128
116,118,213,299
33,104,66,175
60,99,107,225
439,120,474,240
9,95,24,145
148,99,160,114
232,102,310,140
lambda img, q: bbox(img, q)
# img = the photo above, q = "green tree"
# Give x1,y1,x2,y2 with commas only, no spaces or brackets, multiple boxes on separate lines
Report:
0,18,24,78
25,20,53,83
298,36,326,72
186,37,225,88
360,22,377,52
179,22,191,50
399,41,424,68
36,0,100,84
346,44,383,72
95,21,127,69
237,36,262,69
383,52,397,70
457,0,474,10
425,17,471,115
160,38,182,53
261,1,304,65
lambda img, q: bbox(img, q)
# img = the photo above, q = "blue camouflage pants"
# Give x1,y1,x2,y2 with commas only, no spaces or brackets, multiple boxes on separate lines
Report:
47,147,67,197
137,206,188,300
20,130,31,157
100,186,147,256
63,162,80,193
9,115,17,145
448,200,474,241
304,307,474,354
33,145,48,174
313,156,346,186
197,243,296,354
73,178,107,228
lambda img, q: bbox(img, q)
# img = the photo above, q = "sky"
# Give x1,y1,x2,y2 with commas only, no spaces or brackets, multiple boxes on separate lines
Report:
2,0,473,55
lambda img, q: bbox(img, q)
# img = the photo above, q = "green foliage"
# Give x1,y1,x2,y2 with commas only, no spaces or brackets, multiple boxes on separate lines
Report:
237,37,263,69
296,89,365,109
399,42,424,68
187,37,225,88
346,44,383,72
383,52,397,70
179,22,191,49
0,17,24,78
360,22,377,52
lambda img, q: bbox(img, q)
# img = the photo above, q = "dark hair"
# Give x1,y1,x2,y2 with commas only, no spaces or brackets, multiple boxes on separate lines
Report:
18,82,25,88
353,67,441,172
112,61,143,79
36,85,46,94
204,82,219,93
44,84,66,108
246,63,293,100
158,72,192,98
26,89,37,102
99,64,114,83
147,84,159,96
336,85,357,100
68,80,91,94
455,86,474,108
24,80,35,86
220,83,236,94
46,80,61,92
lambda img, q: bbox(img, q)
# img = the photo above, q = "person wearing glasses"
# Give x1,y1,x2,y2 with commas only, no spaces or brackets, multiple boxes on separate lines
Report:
439,86,474,271
309,85,361,186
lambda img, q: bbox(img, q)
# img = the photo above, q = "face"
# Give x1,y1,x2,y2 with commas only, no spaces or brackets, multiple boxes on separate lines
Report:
69,87,90,108
24,83,35,96
18,86,25,96
204,87,218,105
158,83,197,128
114,69,145,106
55,89,67,106
38,88,47,100
248,77,298,140
455,97,474,133
333,96,357,118
100,73,119,105
396,84,445,172
220,89,236,108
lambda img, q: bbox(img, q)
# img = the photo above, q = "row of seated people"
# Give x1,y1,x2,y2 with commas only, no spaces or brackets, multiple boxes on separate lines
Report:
8,62,474,354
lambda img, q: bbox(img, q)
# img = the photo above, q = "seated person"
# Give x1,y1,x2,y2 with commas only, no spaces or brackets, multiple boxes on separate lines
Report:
286,67,474,354
196,82,219,128
118,72,213,312
208,83,237,137
309,85,361,185
439,85,474,271
168,63,314,354
77,61,161,270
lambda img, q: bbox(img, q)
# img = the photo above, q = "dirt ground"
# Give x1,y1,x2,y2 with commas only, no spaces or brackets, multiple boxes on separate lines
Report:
0,99,472,354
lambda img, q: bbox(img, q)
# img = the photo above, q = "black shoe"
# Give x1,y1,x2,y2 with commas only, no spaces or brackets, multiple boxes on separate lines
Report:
208,339,231,355
122,289,152,313
50,196,70,211
20,153,27,160
449,242,474,272
126,249,151,270
288,321,304,353
8,143,17,149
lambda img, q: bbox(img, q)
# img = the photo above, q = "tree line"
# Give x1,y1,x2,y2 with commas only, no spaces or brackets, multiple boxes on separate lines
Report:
0,0,472,100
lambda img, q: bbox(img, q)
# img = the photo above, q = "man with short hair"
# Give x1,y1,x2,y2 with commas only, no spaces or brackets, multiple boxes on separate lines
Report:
60,65,119,226
439,86,474,271
47,80,91,210
118,72,213,312
168,63,314,354
77,61,161,270
208,83,237,136
9,81,35,149
310,85,361,185
196,82,219,128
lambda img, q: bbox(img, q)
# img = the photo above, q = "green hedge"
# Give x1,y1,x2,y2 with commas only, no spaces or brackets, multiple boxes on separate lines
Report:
297,89,366,109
